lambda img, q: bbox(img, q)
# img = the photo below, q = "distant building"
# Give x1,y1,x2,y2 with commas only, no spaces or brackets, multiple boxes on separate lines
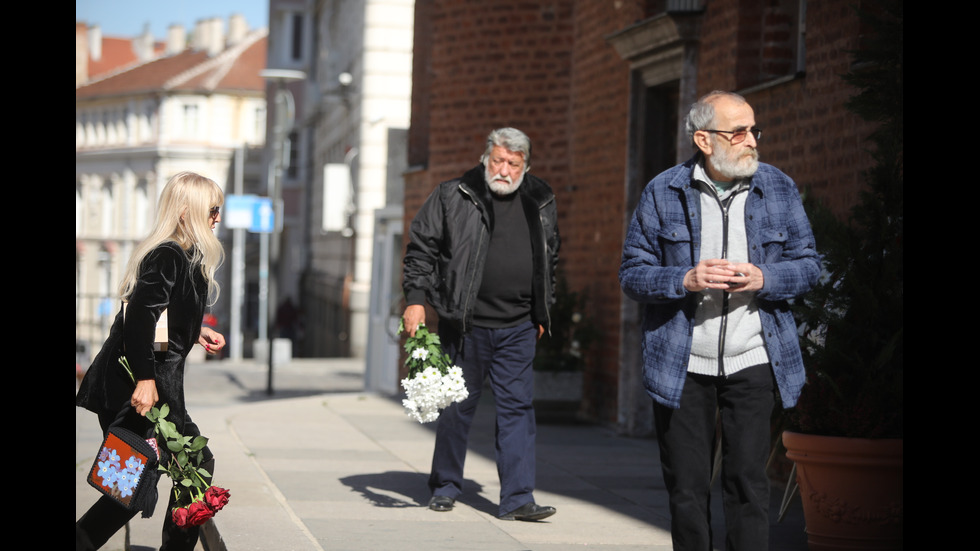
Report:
76,22,166,86
264,0,413,368
76,15,268,356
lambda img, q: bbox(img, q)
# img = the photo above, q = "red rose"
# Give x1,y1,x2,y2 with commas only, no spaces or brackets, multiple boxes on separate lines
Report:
204,486,231,512
186,500,215,526
171,506,190,528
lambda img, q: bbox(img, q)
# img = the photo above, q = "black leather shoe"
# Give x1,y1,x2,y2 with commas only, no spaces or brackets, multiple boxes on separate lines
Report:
498,502,556,521
428,496,455,512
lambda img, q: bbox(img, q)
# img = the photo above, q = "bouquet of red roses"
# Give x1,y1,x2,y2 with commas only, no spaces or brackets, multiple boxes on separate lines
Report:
120,357,231,527
147,403,231,527
168,484,231,526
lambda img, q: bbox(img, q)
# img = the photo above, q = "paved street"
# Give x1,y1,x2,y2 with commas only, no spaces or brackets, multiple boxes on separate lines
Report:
76,358,808,550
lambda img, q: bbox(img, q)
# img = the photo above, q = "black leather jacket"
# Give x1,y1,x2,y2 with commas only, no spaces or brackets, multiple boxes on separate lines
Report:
403,165,560,335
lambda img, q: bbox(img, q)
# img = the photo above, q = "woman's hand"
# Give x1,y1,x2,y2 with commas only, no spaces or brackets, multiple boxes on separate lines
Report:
199,327,226,355
131,379,159,416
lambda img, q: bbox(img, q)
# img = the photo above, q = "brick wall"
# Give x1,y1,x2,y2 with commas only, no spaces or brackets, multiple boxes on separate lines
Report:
405,0,640,422
405,0,576,210
405,0,880,427
696,0,876,216
402,0,577,375
567,1,644,422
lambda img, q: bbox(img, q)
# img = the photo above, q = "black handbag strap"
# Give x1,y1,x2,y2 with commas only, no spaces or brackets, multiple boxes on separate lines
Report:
109,402,134,428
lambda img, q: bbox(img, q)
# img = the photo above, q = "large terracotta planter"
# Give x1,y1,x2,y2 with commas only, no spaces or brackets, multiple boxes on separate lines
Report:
782,431,903,550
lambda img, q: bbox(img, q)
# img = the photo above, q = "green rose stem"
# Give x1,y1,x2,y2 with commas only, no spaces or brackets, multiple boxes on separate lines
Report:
119,356,136,385
117,356,215,509
177,470,211,503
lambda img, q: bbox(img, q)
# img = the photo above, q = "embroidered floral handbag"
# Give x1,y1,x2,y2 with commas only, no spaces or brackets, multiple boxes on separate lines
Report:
86,405,161,515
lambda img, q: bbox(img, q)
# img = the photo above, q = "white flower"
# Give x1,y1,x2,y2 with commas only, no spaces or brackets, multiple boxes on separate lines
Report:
400,326,467,423
400,365,469,424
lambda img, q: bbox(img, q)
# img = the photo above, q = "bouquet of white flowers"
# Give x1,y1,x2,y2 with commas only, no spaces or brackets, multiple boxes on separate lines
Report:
400,322,468,423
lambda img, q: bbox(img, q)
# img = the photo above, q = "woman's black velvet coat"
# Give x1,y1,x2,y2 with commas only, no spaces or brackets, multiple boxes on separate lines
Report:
76,241,208,435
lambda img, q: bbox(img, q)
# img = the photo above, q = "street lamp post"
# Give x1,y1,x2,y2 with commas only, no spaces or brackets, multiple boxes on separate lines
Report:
259,69,305,395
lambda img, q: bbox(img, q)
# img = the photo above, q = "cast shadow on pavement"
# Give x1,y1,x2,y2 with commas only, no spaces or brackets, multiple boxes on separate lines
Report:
338,471,497,517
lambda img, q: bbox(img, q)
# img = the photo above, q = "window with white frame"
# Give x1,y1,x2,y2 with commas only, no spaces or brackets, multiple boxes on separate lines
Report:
100,180,114,237
134,180,150,237
254,104,267,145
76,182,84,237
183,103,200,138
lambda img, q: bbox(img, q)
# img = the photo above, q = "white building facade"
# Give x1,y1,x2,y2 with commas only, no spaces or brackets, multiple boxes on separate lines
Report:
266,0,413,359
76,16,267,356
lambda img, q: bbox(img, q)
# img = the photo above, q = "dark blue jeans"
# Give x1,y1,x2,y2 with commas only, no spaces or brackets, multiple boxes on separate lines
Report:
653,363,775,551
429,320,538,516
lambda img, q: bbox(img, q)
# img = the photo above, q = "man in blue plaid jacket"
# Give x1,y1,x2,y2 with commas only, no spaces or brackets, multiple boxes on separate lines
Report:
619,91,820,551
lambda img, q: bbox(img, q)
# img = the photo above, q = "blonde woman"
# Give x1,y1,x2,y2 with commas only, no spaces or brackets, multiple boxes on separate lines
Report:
76,172,226,551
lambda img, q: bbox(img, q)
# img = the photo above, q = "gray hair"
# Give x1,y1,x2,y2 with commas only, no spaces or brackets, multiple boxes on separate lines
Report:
480,127,531,171
684,90,749,141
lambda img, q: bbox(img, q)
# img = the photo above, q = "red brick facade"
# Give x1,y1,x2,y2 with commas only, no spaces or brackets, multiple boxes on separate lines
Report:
565,1,642,422
406,0,877,429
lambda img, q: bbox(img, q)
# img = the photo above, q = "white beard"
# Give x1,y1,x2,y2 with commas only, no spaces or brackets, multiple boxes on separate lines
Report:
485,166,524,195
709,145,760,180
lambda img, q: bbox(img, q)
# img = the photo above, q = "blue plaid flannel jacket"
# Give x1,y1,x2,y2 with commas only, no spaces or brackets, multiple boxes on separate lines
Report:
619,155,820,409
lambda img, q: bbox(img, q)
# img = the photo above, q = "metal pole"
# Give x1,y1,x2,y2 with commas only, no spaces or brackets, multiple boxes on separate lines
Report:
267,85,291,395
257,69,303,394
230,146,244,360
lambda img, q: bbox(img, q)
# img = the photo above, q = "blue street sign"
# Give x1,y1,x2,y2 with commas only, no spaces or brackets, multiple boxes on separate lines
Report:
253,197,274,233
225,194,274,233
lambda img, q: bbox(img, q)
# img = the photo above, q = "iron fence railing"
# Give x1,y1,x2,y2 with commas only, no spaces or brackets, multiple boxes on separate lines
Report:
76,293,118,367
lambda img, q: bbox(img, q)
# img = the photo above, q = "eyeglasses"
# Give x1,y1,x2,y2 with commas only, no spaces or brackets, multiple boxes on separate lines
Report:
703,127,762,145
209,206,220,219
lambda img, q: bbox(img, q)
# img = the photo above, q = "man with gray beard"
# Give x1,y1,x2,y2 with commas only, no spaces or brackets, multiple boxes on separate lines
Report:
619,91,820,550
403,127,559,521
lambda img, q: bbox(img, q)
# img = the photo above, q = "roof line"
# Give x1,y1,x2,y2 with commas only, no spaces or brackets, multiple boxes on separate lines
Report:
163,28,269,92
76,49,166,91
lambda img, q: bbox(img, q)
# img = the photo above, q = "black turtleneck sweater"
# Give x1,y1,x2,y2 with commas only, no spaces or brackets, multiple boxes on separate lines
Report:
472,190,533,328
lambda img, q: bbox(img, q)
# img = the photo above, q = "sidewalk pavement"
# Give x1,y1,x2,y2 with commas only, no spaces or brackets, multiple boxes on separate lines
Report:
76,357,808,551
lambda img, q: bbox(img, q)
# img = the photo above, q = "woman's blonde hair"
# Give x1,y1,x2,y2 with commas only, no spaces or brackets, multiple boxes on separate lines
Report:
119,171,225,304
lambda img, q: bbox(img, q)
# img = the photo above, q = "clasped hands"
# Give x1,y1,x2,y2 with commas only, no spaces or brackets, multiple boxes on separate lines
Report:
683,259,764,293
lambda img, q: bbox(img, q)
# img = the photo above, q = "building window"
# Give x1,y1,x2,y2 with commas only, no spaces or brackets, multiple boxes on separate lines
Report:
291,13,304,62
98,110,108,144
108,108,118,144
77,114,86,148
98,248,114,319
254,105,267,144
76,182,84,237
735,0,806,90
287,131,299,179
183,104,199,138
134,180,150,237
101,180,114,237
